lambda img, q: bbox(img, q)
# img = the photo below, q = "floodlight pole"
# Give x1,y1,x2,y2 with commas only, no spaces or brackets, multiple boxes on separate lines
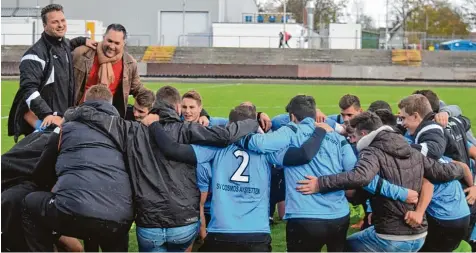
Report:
283,0,287,35
385,0,389,49
182,0,186,46
306,0,315,49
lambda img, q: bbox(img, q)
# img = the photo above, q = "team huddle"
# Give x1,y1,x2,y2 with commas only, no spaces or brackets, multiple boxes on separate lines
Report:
2,3,476,253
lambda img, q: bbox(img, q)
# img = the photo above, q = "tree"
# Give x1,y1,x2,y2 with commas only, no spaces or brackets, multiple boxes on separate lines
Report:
359,14,376,31
391,0,424,35
258,1,279,12
275,0,348,30
406,1,470,37
462,0,476,29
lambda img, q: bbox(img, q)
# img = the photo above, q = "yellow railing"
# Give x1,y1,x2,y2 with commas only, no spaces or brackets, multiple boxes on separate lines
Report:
141,46,176,63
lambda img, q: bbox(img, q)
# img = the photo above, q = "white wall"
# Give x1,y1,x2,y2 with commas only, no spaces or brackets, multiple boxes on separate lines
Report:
212,23,305,48
160,11,210,46
1,17,105,45
224,0,259,23
328,23,362,49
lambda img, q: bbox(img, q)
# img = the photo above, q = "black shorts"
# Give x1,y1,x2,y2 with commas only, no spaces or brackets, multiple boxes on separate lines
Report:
200,232,271,252
269,168,285,217
420,214,470,252
286,215,350,252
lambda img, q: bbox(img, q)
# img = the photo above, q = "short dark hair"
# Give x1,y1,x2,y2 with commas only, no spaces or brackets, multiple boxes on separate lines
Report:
85,85,112,102
368,100,392,113
41,4,63,24
349,111,383,133
374,109,397,126
105,23,128,40
229,105,257,123
398,94,433,117
285,95,316,121
240,101,256,110
156,86,181,107
412,90,439,113
339,94,361,110
182,90,202,106
135,88,155,109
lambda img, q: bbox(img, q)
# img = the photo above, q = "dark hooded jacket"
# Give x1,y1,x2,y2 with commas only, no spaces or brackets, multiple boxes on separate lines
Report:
317,126,464,235
64,99,259,228
53,100,133,224
1,128,57,191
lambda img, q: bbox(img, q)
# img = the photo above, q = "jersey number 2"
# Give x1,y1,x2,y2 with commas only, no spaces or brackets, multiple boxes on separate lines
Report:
230,150,250,183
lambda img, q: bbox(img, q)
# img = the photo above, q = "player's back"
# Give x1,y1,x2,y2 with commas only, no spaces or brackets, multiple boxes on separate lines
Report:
207,144,272,234
283,118,356,220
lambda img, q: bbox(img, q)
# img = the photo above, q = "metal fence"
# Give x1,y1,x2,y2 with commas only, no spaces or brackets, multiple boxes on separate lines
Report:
1,33,152,46
177,34,382,49
3,32,473,50
377,31,476,50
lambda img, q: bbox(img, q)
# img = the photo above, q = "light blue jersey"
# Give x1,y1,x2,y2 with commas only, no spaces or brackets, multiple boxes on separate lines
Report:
271,113,337,132
192,144,281,234
406,134,470,220
328,114,344,124
196,163,212,214
209,117,228,127
427,157,470,220
248,117,409,220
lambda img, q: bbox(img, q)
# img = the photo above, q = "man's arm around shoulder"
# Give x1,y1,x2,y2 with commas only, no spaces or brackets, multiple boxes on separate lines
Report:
183,119,259,147
422,153,465,183
318,148,381,193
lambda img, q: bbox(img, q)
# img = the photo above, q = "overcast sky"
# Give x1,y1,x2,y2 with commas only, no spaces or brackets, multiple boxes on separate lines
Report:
257,0,465,28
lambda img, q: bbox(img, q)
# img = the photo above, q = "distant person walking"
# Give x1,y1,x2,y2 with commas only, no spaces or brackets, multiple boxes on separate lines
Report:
279,32,284,48
278,32,291,48
284,32,292,48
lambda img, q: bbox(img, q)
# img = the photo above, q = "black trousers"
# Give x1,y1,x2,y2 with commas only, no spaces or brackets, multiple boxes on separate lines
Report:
200,232,271,252
286,215,350,252
22,191,131,252
419,214,470,252
269,169,285,217
1,182,38,252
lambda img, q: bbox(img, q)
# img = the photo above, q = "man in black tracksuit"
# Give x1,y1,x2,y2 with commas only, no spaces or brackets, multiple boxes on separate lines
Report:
8,4,95,142
3,4,94,251
21,86,133,252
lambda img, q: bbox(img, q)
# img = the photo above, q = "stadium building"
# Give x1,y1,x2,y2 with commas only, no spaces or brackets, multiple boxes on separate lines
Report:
2,0,258,46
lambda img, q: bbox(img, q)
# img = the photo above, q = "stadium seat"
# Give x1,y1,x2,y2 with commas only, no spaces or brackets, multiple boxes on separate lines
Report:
269,16,276,23
141,46,176,63
257,15,264,23
245,15,252,23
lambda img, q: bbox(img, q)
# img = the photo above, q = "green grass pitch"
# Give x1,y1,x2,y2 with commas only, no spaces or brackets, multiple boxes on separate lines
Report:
1,80,474,252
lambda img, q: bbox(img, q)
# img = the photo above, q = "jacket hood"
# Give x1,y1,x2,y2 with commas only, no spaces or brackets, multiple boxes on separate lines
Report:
150,99,182,123
82,100,120,116
357,125,411,159
63,100,120,125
